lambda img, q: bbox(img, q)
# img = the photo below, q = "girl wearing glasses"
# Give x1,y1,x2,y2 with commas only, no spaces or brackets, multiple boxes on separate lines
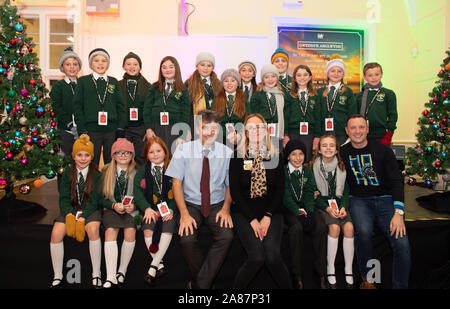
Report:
100,138,138,288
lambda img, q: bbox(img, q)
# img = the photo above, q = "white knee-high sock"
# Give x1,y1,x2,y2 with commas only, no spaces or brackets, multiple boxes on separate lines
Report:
144,237,155,259
104,241,118,284
118,240,135,277
327,235,339,284
148,233,173,276
89,239,102,279
343,237,354,284
50,242,64,280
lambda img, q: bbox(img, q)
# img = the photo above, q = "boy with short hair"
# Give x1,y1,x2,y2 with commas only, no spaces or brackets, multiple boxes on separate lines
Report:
73,48,126,166
356,62,398,146
271,48,292,94
119,52,151,166
50,46,82,157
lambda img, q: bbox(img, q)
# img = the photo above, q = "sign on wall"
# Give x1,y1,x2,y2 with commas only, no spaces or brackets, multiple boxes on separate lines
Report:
278,27,364,93
86,0,119,16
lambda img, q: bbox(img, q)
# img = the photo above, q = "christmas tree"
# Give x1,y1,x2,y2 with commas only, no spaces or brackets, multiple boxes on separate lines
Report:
405,48,450,190
0,0,70,199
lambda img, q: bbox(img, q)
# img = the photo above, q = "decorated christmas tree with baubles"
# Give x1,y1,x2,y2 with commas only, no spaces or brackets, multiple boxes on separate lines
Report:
0,0,70,203
405,48,450,191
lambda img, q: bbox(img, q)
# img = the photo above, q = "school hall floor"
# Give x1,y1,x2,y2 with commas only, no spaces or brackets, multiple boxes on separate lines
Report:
0,180,449,289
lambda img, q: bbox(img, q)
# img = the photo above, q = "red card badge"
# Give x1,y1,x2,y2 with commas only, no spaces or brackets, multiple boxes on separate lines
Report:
122,195,133,206
268,123,277,137
325,118,334,131
98,111,108,126
160,112,169,126
157,201,170,217
328,199,339,212
300,122,308,135
130,108,138,121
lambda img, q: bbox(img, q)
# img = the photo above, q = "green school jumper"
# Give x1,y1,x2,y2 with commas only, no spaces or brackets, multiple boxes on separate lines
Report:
283,165,317,216
313,85,357,138
73,74,126,134
50,79,77,131
356,87,398,137
285,93,317,136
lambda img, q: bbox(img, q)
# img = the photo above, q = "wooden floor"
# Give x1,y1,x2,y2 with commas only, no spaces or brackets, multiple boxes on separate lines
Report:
3,179,449,225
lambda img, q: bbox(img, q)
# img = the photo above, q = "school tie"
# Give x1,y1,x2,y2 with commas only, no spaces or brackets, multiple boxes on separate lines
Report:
269,93,277,113
328,85,336,103
327,171,336,198
227,94,234,114
78,172,85,204
97,76,107,95
244,85,249,101
153,166,162,185
300,91,307,108
165,82,172,97
203,78,213,98
293,169,301,177
200,149,210,217
279,75,285,84
127,80,137,100
118,170,126,190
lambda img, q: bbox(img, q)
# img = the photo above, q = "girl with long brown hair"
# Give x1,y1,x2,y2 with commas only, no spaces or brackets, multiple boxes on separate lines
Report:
213,68,248,145
143,56,190,153
49,134,103,289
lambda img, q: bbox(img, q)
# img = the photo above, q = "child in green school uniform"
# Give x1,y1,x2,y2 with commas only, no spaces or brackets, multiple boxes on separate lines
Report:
356,62,398,146
73,48,126,166
118,52,152,166
133,137,177,287
186,52,221,115
284,64,317,162
238,60,258,107
283,139,328,289
248,64,289,149
50,47,82,157
49,134,103,289
144,56,191,153
271,48,292,94
213,68,248,146
313,56,357,149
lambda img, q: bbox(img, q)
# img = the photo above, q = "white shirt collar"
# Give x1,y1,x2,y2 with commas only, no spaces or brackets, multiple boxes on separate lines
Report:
297,88,308,97
151,162,164,170
93,71,108,81
116,166,128,175
288,162,303,174
225,91,236,97
279,73,287,79
243,82,252,89
328,82,341,89
64,77,77,84
77,166,89,180
201,75,211,84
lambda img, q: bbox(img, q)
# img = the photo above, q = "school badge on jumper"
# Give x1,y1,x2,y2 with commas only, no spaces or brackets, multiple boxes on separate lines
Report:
376,93,385,102
107,84,115,94
339,96,347,105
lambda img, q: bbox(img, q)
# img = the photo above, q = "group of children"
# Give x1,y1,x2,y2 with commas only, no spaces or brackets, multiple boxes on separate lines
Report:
48,46,398,289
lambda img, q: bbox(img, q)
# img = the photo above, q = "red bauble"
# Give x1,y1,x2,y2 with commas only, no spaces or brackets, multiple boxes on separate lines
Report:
29,79,37,86
434,161,441,168
31,131,38,138
9,39,16,45
2,62,8,68
50,112,56,118
422,110,429,116
429,119,434,124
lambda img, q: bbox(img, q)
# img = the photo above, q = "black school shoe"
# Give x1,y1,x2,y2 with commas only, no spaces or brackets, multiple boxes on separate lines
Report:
143,265,158,287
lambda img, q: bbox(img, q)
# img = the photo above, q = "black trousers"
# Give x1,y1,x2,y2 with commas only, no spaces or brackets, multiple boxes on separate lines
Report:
88,131,115,166
232,212,292,289
125,125,146,166
178,202,234,289
284,210,328,277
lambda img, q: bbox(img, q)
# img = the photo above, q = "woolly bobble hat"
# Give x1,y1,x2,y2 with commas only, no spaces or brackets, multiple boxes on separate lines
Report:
59,46,82,73
220,68,241,86
326,55,346,76
88,48,110,70
260,64,278,80
72,134,94,159
271,48,289,65
195,52,215,67
122,51,142,69
284,139,307,162
111,138,135,157
238,60,257,75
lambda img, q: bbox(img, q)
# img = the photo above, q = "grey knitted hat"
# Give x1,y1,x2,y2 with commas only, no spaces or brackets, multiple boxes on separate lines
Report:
260,64,278,80
195,52,215,67
220,68,241,86
59,46,82,73
88,48,110,69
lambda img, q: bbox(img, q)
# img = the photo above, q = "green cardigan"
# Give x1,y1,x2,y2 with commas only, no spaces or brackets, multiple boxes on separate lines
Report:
132,165,177,212
313,86,357,137
50,79,76,130
73,74,126,134
285,93,317,135
118,75,152,128
355,87,398,136
283,165,317,215
143,86,191,130
248,90,290,134
58,168,101,219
